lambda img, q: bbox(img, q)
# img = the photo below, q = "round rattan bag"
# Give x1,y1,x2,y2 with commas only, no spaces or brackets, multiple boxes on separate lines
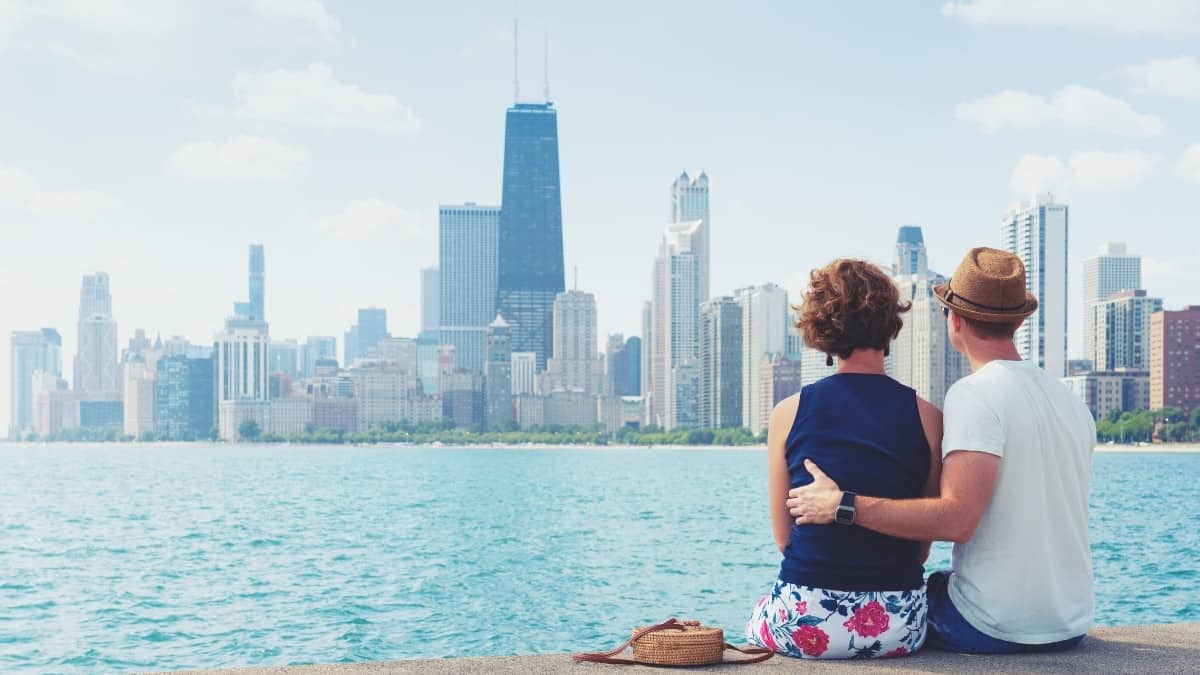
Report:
572,618,774,667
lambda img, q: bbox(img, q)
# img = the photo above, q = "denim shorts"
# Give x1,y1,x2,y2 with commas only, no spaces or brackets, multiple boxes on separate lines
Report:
925,571,1085,655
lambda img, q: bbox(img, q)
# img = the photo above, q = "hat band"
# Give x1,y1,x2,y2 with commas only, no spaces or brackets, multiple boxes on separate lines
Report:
946,283,1028,313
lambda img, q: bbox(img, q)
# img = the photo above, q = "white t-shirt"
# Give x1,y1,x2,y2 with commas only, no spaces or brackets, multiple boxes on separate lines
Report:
941,359,1096,644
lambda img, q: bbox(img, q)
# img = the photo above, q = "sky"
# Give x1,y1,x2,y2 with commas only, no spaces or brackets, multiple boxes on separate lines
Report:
3,0,1200,430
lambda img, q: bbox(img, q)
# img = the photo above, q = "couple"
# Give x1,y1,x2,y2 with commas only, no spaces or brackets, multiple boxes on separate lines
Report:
746,247,1096,659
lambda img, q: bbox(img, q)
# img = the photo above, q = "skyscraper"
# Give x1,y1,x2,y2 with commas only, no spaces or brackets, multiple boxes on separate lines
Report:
671,171,711,301
737,283,788,435
650,221,703,430
154,348,214,441
510,351,537,396
485,314,514,430
269,339,300,377
544,289,604,394
1001,194,1068,377
420,266,440,338
699,296,742,429
1083,243,1142,367
75,272,119,394
301,336,337,377
606,334,641,397
1091,290,1162,372
9,328,62,439
496,102,565,370
358,308,388,359
234,244,265,321
123,356,156,438
439,203,500,374
888,226,967,408
215,317,270,440
894,225,928,277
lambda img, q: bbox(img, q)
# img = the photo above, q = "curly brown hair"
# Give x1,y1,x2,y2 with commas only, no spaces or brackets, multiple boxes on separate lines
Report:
795,259,911,362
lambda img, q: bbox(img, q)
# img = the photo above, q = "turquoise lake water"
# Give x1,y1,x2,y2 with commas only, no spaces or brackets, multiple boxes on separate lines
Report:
0,446,1196,672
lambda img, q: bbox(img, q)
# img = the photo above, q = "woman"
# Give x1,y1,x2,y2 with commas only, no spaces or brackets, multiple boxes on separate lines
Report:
746,259,943,659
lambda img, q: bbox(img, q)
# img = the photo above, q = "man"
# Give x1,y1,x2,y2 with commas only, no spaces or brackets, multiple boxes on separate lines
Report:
787,246,1096,654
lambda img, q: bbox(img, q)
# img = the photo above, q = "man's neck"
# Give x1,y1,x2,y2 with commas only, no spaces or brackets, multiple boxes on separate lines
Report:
965,340,1023,373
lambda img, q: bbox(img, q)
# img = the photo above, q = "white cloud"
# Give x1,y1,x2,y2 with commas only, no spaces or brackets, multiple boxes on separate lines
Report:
1122,56,1200,100
37,0,187,36
1143,257,1183,280
1010,154,1065,194
0,164,120,220
1010,150,1157,194
0,165,39,206
27,189,121,220
230,63,420,132
167,136,310,182
248,0,340,42
319,198,418,241
942,0,1200,37
1068,151,1157,191
958,86,1164,136
1178,145,1200,183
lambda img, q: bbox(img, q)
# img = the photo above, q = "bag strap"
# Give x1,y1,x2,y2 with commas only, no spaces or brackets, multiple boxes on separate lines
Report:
571,618,775,665
572,618,684,665
722,642,775,664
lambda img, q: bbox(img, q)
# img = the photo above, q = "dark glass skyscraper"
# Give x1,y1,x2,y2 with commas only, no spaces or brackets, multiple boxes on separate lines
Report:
497,102,564,370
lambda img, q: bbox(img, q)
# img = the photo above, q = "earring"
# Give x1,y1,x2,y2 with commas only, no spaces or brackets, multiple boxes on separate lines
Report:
825,354,833,367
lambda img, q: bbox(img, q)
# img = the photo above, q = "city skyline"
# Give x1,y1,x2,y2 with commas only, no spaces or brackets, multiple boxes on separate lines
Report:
3,2,1200,430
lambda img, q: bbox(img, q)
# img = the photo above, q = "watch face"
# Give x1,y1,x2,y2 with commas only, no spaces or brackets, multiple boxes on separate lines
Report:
836,505,854,524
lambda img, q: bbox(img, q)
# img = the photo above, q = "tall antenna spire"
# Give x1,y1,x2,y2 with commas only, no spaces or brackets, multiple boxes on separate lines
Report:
513,17,519,104
543,28,550,102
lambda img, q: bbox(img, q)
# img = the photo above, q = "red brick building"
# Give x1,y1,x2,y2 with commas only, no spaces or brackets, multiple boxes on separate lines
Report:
1149,306,1200,413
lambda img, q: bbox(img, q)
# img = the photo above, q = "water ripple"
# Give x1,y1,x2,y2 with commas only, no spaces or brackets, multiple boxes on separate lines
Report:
0,446,1194,673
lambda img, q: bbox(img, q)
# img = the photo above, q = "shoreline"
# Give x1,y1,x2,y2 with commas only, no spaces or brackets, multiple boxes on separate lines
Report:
1,441,1198,453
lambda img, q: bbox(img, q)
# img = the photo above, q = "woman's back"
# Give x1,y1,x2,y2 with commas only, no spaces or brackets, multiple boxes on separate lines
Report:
780,373,930,592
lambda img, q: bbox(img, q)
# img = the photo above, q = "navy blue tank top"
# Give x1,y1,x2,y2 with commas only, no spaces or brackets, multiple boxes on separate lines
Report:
779,374,930,591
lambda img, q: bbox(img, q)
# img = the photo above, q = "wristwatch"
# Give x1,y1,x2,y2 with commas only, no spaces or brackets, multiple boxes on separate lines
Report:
835,491,857,526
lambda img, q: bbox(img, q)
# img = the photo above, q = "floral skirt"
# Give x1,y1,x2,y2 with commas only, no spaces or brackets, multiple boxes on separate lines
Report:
746,578,927,659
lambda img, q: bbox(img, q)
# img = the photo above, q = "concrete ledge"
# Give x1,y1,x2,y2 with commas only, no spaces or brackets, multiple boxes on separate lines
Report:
171,623,1200,674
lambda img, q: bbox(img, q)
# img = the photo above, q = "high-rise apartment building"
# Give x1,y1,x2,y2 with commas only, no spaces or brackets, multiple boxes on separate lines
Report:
671,170,711,301
75,272,119,394
544,289,604,394
760,353,802,424
485,315,514,430
800,345,837,387
440,203,500,374
348,362,408,431
1083,243,1141,366
1001,194,1068,377
640,301,653,423
737,283,788,435
1149,306,1200,413
8,328,62,439
699,296,742,429
1091,290,1162,372
420,266,440,337
650,221,703,430
496,103,565,370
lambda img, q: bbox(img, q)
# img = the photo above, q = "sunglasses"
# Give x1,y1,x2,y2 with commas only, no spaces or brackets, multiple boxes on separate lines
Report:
942,307,950,318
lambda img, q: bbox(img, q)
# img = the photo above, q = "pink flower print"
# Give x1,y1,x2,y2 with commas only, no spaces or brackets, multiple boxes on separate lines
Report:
884,647,909,658
794,600,808,615
842,601,890,638
790,624,829,657
758,621,777,652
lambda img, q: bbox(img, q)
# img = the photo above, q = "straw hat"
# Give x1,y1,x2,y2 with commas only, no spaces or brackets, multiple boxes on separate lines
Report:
934,247,1038,323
